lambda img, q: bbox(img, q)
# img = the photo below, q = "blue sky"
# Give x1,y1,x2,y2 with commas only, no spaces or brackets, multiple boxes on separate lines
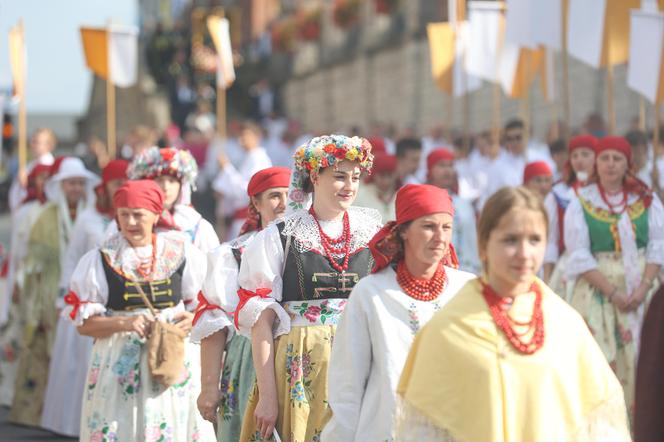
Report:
0,0,138,114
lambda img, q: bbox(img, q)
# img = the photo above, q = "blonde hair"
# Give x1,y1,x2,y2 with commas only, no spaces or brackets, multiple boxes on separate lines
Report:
477,186,549,256
32,127,57,147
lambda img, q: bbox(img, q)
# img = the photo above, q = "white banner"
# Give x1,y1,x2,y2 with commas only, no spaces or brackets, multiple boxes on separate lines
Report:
109,25,138,88
567,0,606,68
466,1,504,82
627,10,664,103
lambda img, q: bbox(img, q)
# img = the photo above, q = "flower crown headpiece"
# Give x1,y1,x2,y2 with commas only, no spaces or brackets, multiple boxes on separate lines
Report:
127,146,199,190
287,134,374,212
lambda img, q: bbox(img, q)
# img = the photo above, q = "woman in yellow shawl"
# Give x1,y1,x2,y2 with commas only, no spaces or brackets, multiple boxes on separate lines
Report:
396,187,630,441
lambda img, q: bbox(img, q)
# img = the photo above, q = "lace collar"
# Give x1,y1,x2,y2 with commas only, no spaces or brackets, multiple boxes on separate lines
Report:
226,230,258,250
100,231,186,281
279,206,382,255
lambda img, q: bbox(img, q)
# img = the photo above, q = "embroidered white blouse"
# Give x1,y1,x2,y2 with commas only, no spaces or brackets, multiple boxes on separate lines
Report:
322,266,476,442
190,231,258,343
544,182,577,264
563,184,664,280
63,231,207,326
235,207,382,338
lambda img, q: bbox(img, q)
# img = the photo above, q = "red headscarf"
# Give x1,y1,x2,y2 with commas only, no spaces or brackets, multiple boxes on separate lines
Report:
426,148,455,172
569,134,599,153
368,184,458,273
595,136,652,207
96,160,129,216
367,136,387,155
22,164,52,204
239,167,292,235
112,180,164,215
523,161,553,184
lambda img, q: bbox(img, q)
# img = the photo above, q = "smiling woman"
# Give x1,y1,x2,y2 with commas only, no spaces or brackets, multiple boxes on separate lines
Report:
394,186,631,441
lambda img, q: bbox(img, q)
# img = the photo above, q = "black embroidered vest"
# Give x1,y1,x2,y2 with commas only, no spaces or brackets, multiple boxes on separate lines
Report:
101,251,186,311
277,222,373,302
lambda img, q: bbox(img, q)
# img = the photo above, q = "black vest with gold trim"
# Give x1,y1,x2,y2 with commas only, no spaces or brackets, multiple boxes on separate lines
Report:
277,222,374,302
101,251,185,311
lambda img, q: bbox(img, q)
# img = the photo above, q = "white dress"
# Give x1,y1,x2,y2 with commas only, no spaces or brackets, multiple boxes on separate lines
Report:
451,195,480,274
40,207,110,436
543,182,577,299
322,266,476,441
64,231,216,441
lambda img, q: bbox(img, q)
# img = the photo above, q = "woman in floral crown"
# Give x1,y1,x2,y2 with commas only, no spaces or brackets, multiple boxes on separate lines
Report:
322,184,475,441
564,136,664,416
127,146,220,252
193,166,291,442
64,180,215,440
235,135,382,441
395,187,630,441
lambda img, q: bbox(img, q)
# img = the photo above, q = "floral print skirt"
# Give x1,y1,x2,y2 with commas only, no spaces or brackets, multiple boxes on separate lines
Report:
80,329,216,441
217,334,255,442
240,324,336,442
569,251,658,418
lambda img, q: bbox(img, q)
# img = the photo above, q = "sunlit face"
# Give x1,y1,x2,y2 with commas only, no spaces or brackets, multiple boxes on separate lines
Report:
30,131,55,157
105,178,127,205
525,175,553,200
504,127,525,155
116,207,160,246
252,187,289,226
570,147,595,180
240,129,260,151
154,175,181,209
312,160,361,212
480,208,547,294
61,177,87,207
428,159,456,190
596,149,628,186
373,172,396,193
33,171,51,196
401,213,454,268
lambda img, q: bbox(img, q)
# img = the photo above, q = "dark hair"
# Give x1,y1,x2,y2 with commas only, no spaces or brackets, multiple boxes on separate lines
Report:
477,187,548,267
625,130,648,149
395,137,422,158
548,138,566,156
504,118,524,132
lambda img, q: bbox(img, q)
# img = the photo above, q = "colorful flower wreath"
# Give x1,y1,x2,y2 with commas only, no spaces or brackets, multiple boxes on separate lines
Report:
127,146,199,190
287,134,374,211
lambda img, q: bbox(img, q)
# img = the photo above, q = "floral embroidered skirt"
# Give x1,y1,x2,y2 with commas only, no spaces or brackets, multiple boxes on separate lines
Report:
80,329,216,441
0,299,22,406
569,251,658,417
549,253,573,302
217,334,255,442
240,324,336,442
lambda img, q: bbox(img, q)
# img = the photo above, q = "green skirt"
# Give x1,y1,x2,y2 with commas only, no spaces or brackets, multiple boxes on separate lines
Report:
218,334,256,442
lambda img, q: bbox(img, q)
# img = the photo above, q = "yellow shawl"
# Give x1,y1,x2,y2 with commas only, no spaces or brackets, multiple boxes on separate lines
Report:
397,278,630,441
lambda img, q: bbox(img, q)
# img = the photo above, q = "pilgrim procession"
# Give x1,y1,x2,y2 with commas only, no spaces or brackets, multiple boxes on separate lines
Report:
1,0,664,441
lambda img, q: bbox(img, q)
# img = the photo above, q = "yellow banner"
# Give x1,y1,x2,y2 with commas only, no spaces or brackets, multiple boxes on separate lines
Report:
80,27,109,80
8,23,26,96
427,23,456,94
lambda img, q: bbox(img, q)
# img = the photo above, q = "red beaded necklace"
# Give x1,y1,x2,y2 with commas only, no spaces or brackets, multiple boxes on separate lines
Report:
134,233,158,281
396,260,448,302
481,281,545,355
598,183,627,215
309,207,352,273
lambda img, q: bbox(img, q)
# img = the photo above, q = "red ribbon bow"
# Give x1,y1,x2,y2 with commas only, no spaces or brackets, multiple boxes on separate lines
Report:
192,291,222,326
234,287,272,329
64,291,89,320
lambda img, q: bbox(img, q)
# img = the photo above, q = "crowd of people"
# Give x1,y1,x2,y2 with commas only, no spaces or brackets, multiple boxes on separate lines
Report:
0,112,663,441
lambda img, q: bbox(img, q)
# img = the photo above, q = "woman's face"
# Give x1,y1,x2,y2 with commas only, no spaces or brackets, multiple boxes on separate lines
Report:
154,175,181,209
570,147,595,179
61,177,87,207
116,207,159,246
525,175,553,200
252,187,289,226
480,208,547,295
105,178,127,205
312,160,361,212
596,149,628,186
401,213,454,269
428,159,456,190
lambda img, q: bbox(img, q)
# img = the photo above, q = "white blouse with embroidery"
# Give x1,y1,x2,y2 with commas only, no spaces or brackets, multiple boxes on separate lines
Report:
63,231,207,326
563,184,664,279
235,207,382,338
190,231,258,343
544,182,576,264
322,266,475,442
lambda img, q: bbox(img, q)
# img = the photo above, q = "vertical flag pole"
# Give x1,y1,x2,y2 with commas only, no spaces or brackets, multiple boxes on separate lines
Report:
639,97,647,131
607,63,616,134
106,19,117,159
17,19,27,184
216,9,227,140
561,0,571,140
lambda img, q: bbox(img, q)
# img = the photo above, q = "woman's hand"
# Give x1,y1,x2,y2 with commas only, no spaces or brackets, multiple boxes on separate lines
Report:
609,289,632,312
197,387,221,423
255,391,279,440
627,283,650,311
173,311,194,333
126,314,153,338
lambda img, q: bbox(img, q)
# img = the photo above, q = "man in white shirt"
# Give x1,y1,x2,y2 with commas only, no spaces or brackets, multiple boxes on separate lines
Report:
8,128,56,212
395,137,423,185
212,121,272,240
